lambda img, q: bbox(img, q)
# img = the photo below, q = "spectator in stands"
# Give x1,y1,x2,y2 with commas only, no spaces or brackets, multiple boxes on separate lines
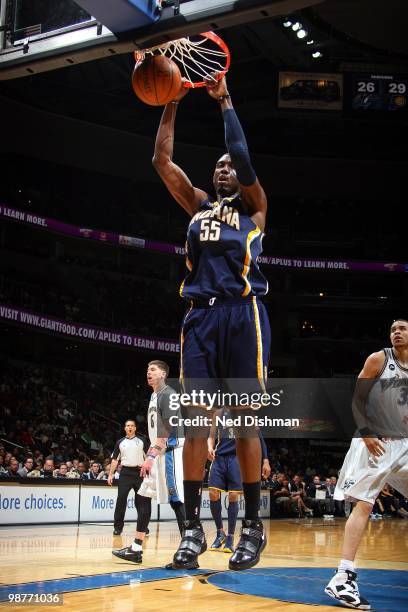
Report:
20,427,35,448
6,457,20,477
394,490,408,518
306,475,331,517
34,459,43,471
54,463,68,478
86,461,101,480
18,456,34,477
0,457,7,475
97,459,111,480
271,473,291,515
324,477,335,518
289,474,313,517
40,457,55,478
77,461,88,479
378,484,398,517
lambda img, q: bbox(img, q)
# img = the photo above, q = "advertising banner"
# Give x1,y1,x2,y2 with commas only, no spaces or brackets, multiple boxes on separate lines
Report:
79,485,158,522
0,484,79,524
278,71,343,110
1,203,406,273
0,483,268,524
0,303,180,353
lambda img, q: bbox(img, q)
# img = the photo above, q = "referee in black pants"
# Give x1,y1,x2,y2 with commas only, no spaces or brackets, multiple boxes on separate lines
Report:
109,419,151,563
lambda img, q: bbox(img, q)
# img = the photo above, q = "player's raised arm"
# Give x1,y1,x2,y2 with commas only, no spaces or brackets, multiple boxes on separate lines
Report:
206,75,267,231
152,86,208,216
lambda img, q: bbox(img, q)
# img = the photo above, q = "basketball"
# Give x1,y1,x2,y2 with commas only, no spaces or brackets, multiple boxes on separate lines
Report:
132,55,182,106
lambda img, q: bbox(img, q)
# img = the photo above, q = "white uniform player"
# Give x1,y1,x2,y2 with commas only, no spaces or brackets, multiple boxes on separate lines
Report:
139,384,184,504
335,347,408,506
139,360,186,537
325,319,408,610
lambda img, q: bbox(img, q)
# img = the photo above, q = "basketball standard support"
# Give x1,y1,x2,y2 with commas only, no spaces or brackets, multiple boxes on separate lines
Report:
74,1,161,34
0,0,324,80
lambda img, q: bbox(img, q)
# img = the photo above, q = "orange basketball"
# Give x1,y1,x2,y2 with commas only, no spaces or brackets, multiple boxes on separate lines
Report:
132,55,182,106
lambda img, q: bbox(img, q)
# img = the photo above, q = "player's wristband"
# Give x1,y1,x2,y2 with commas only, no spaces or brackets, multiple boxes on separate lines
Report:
146,454,156,460
218,94,231,102
359,427,376,437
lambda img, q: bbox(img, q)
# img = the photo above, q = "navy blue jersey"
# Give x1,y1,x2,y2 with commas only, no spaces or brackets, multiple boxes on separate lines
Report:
215,427,236,456
180,195,268,300
214,410,268,458
213,408,236,456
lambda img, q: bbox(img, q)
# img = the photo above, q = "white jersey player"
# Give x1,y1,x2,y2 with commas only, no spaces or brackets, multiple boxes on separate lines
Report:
325,319,408,610
139,360,186,536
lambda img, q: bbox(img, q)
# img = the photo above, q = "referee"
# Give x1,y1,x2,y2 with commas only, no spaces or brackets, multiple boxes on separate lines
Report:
109,419,151,564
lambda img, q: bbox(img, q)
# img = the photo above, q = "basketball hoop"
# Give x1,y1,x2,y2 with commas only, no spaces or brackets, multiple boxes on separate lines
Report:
134,31,231,88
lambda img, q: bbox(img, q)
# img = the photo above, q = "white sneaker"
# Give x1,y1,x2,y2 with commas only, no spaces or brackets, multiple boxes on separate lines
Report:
325,569,371,609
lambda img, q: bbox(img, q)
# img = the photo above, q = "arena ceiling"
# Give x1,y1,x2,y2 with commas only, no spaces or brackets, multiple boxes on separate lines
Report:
0,0,406,157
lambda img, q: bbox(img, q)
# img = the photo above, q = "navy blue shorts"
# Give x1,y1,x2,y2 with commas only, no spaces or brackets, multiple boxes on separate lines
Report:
208,454,242,492
180,296,270,398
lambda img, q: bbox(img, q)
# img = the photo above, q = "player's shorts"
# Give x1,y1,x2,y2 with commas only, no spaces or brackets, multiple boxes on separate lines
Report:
208,454,242,493
334,437,408,505
180,296,270,402
138,445,184,504
165,446,184,503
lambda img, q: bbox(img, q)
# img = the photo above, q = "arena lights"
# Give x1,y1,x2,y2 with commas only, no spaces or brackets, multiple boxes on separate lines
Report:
291,21,302,31
312,51,323,59
283,20,292,28
296,29,307,39
306,39,314,45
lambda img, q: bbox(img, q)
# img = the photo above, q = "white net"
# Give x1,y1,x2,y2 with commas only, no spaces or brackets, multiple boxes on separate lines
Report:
136,32,230,87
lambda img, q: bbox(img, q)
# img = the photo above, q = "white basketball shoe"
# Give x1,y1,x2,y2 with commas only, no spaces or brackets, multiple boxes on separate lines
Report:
325,569,371,609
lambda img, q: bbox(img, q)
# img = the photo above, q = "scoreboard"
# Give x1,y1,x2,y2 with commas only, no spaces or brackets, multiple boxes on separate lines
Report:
350,73,408,111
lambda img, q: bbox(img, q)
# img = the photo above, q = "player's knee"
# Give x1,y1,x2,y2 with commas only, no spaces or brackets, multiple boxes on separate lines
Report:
356,500,373,515
228,492,239,503
209,489,220,501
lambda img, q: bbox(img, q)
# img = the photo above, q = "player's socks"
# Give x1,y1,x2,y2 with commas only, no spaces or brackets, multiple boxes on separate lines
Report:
183,480,202,522
227,500,238,535
339,559,355,572
228,519,266,571
172,520,207,569
210,499,223,530
170,500,186,536
325,569,371,610
131,538,143,552
242,481,261,520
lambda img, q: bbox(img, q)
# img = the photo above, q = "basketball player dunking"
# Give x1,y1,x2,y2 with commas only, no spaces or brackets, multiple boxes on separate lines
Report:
153,74,271,571
325,319,408,609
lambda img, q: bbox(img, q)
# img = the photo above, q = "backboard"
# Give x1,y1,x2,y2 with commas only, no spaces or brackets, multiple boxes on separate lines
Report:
0,0,324,80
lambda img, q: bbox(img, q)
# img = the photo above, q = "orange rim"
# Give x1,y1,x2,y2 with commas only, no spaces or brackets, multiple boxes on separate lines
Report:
133,31,231,88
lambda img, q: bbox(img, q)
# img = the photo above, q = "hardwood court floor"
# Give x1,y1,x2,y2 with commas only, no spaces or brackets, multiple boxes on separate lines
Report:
1,518,407,611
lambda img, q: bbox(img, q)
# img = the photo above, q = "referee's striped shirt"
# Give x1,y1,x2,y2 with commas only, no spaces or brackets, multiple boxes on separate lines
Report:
111,434,148,467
